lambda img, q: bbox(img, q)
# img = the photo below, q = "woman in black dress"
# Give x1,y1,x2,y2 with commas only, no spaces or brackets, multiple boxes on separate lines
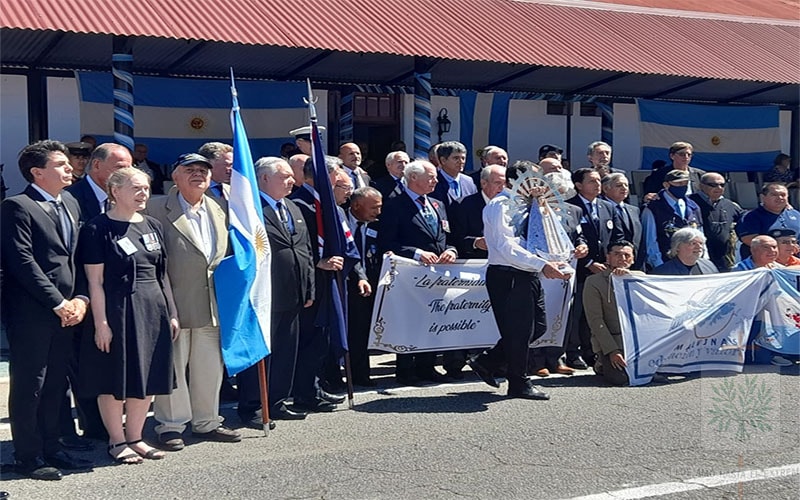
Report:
80,167,179,464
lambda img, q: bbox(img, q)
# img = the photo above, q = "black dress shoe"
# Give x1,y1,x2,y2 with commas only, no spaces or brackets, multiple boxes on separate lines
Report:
353,377,376,387
291,399,336,413
395,375,422,386
271,404,307,420
445,370,465,380
566,356,589,370
15,457,62,481
317,388,345,404
508,384,550,401
240,410,277,430
466,356,500,388
44,450,93,470
417,370,448,383
58,435,94,451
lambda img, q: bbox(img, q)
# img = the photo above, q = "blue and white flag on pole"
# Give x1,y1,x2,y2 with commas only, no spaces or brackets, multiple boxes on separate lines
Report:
638,99,781,172
213,75,272,376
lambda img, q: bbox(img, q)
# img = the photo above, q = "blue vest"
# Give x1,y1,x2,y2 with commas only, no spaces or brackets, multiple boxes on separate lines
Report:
648,194,702,263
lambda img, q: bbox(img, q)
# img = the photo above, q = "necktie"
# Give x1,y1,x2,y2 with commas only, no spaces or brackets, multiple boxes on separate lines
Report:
276,201,291,234
616,204,630,229
355,222,365,265
50,200,72,248
215,184,226,200
587,201,599,232
449,179,460,198
102,198,110,213
677,199,686,219
417,196,438,234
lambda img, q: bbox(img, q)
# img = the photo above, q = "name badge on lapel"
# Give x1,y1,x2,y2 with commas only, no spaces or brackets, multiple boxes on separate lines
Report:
606,220,614,230
366,228,378,238
441,220,451,233
142,232,161,252
117,237,138,255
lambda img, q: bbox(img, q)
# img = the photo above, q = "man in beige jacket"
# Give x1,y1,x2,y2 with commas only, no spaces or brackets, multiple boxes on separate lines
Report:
147,153,241,451
582,240,644,386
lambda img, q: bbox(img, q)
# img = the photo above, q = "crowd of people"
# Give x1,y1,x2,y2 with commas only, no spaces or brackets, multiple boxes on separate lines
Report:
1,132,798,481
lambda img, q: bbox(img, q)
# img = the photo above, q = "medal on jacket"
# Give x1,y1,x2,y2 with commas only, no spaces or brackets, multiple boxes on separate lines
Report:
142,232,161,252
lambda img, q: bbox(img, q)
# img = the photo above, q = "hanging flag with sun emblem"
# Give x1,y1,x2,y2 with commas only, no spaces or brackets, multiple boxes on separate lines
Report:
213,70,272,376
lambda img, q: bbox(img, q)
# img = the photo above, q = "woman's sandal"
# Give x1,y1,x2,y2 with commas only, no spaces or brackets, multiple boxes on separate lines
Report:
127,439,165,460
108,442,143,465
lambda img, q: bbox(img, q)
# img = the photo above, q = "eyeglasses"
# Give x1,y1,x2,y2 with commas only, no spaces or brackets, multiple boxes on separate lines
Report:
778,239,798,245
703,182,725,188
334,184,353,192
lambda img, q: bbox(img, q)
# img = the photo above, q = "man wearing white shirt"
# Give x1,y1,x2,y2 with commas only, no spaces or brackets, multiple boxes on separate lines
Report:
466,163,570,400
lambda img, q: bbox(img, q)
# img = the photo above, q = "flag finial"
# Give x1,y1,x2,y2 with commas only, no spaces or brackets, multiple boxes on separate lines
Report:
304,78,318,121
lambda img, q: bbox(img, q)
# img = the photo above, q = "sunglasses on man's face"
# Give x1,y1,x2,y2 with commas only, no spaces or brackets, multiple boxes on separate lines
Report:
703,182,725,188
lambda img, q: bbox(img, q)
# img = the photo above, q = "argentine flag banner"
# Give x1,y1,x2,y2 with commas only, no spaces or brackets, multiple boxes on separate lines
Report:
638,99,781,172
76,71,307,166
213,77,272,376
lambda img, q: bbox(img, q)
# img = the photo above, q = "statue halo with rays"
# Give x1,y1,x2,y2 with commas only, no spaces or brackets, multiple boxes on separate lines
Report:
504,162,575,265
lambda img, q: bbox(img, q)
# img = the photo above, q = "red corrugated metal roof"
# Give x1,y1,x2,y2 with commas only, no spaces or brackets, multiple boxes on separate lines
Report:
2,0,798,83
575,0,799,20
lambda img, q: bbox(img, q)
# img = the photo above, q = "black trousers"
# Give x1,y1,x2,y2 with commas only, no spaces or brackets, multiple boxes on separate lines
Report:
8,321,72,461
292,304,328,404
477,266,546,392
566,281,594,363
60,329,106,439
238,307,301,415
347,292,374,382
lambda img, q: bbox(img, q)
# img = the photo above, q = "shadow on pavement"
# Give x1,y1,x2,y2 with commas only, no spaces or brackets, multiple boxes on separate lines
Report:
353,390,505,414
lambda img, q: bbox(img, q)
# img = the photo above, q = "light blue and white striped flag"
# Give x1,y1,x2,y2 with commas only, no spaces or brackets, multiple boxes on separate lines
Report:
638,99,781,172
213,76,272,376
77,71,307,165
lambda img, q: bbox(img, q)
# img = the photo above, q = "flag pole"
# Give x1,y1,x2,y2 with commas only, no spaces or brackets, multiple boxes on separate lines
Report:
305,79,355,409
230,68,274,434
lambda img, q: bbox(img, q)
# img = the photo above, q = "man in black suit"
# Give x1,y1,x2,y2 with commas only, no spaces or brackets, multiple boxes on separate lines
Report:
450,165,506,259
346,187,384,386
339,143,371,190
378,160,458,385
565,168,622,370
65,142,132,443
237,157,315,423
68,143,132,220
602,173,644,270
372,151,409,199
1,140,93,480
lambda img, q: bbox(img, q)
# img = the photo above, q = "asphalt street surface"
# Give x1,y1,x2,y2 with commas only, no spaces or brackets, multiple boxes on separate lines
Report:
0,359,798,500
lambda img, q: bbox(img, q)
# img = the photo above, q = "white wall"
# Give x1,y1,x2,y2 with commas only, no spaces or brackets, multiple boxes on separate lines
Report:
508,100,563,162
47,76,81,143
780,109,792,155
1,75,30,195
612,103,641,172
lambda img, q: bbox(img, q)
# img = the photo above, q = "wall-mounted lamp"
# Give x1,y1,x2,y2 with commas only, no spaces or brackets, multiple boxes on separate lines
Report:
437,108,451,142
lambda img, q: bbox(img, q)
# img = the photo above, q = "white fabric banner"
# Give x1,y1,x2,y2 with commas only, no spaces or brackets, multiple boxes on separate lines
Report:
368,255,574,353
613,269,774,386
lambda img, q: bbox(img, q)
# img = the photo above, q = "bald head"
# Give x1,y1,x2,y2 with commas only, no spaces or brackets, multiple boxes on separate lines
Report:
750,235,779,267
338,143,362,169
539,158,562,174
289,154,309,186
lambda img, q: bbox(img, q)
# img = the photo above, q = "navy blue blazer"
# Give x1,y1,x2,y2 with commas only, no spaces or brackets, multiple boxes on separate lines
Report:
377,192,456,259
